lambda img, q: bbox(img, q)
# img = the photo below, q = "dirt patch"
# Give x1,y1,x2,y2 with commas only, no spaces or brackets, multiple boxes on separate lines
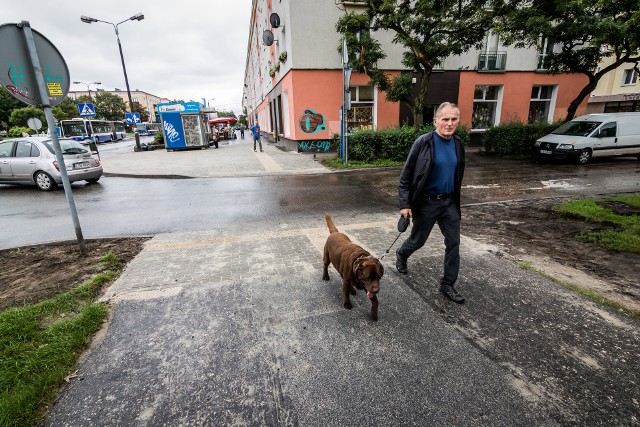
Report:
0,238,149,310
461,197,640,314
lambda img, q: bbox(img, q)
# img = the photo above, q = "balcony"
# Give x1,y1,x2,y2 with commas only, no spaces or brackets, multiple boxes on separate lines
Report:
477,52,507,72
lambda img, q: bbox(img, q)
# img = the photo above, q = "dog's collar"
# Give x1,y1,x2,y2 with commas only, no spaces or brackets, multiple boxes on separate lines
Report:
353,254,374,269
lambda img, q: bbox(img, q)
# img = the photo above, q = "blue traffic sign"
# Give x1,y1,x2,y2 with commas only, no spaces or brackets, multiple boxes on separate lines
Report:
78,103,95,117
125,112,141,124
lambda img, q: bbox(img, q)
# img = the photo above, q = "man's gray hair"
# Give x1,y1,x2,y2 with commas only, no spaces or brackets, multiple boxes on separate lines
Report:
435,102,460,118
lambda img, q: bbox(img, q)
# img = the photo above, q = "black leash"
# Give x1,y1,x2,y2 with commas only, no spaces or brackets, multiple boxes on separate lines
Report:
378,215,411,260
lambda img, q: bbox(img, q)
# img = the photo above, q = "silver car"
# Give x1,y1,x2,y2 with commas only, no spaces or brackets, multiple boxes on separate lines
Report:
0,136,103,191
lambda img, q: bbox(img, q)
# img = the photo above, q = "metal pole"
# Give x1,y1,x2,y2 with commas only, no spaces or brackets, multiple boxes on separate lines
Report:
20,21,87,254
114,25,141,152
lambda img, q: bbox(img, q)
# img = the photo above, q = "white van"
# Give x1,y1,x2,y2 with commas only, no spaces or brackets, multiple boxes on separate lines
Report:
534,112,640,164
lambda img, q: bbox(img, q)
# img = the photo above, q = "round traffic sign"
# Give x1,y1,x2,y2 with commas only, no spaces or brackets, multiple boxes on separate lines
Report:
0,22,70,107
27,117,43,131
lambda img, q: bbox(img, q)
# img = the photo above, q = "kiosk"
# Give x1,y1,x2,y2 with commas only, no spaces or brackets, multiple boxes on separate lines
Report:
158,101,213,150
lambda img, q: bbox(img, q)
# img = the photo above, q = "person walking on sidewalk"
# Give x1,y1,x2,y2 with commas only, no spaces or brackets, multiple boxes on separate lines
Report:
240,124,245,139
395,102,466,303
251,121,263,152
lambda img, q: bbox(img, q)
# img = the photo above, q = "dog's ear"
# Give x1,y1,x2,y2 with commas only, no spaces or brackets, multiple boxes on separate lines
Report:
377,262,384,278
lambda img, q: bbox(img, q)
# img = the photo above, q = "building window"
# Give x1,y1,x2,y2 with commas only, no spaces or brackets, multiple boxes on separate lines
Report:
529,85,555,123
132,97,139,103
604,100,640,113
472,85,501,130
347,85,374,131
622,69,638,86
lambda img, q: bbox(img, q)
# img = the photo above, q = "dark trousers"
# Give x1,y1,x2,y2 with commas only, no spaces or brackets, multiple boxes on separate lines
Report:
253,136,262,151
397,194,461,287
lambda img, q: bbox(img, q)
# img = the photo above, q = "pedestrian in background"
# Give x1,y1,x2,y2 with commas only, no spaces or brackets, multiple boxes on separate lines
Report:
240,124,245,139
251,121,263,152
395,102,466,303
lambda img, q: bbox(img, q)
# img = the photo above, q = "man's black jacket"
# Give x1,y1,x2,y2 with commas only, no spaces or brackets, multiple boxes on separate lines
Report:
398,131,466,215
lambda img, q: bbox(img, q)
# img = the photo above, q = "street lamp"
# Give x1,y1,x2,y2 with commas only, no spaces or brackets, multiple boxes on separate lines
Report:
81,13,145,152
72,81,101,103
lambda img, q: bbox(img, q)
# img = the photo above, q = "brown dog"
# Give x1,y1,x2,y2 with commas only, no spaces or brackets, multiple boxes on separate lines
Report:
322,213,384,321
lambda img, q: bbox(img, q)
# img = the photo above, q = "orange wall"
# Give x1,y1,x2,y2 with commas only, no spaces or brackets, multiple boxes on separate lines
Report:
282,70,400,140
457,72,590,128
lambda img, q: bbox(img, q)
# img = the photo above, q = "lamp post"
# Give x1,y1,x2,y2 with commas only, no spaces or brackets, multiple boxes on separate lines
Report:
81,13,144,152
72,81,101,103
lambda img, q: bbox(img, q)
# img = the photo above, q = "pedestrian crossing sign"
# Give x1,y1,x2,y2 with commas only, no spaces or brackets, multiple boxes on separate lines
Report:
78,103,96,117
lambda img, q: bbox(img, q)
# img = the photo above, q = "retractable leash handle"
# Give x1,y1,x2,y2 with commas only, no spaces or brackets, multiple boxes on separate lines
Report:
378,215,411,260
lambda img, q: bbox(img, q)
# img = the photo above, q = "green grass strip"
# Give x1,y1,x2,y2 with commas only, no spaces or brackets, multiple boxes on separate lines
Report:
518,261,640,321
0,253,122,427
321,157,404,169
553,195,640,252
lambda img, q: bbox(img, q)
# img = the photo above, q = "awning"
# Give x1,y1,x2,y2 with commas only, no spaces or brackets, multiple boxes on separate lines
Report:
208,117,238,125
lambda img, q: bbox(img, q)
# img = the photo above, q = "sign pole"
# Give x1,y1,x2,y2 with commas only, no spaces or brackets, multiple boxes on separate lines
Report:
20,21,87,254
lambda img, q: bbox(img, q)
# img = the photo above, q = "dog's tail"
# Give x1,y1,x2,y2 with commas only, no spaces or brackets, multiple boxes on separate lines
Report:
325,213,339,234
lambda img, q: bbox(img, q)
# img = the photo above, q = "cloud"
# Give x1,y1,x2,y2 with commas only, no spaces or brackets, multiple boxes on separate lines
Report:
2,0,251,114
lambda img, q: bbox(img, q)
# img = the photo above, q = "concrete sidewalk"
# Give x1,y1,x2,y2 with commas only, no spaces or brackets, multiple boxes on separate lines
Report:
101,138,331,178
42,143,640,426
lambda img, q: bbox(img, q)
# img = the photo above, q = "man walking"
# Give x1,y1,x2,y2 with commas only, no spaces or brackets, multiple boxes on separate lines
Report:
240,124,245,139
395,102,466,303
251,121,263,152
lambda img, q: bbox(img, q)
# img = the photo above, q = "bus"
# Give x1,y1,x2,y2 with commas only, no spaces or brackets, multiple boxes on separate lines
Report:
59,118,124,143
59,118,90,141
135,122,162,136
87,120,114,143
112,121,127,140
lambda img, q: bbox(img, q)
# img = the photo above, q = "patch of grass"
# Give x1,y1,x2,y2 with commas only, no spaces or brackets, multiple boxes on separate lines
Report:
517,261,640,321
553,195,640,253
0,255,125,426
321,156,404,169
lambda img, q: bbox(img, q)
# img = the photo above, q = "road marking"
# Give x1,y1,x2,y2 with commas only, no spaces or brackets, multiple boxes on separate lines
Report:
255,149,283,172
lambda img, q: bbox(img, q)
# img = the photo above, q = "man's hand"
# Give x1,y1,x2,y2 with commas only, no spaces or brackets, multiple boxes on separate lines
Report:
400,208,412,219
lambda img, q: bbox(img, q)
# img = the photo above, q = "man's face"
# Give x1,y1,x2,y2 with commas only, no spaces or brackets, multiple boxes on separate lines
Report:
434,106,460,139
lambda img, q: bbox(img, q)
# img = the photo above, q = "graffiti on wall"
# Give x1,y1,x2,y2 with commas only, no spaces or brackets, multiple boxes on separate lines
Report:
297,139,337,153
299,109,326,134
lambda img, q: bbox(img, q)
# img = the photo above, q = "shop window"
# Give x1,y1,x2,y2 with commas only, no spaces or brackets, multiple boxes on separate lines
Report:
604,100,640,113
529,85,555,123
348,85,374,131
622,69,638,86
472,85,501,130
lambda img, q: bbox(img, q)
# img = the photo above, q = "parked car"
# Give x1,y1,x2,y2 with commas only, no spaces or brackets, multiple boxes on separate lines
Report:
534,112,640,164
0,136,103,191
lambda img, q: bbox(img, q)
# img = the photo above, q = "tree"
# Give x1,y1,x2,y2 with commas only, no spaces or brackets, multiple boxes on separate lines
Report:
93,92,126,121
499,0,640,121
130,102,149,122
9,106,46,128
336,0,495,128
0,86,23,131
216,110,237,118
52,97,81,122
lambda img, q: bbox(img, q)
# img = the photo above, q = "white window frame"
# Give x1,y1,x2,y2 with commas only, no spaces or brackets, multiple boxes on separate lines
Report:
529,85,557,123
472,85,503,131
622,68,638,86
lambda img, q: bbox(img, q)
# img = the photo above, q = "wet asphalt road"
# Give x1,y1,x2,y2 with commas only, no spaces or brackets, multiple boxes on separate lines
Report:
1,153,639,250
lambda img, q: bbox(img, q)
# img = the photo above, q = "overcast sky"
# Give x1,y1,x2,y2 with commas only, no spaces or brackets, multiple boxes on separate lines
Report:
3,0,252,115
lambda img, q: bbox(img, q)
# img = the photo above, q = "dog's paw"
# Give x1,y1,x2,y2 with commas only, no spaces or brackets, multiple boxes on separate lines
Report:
322,274,330,281
371,313,378,321
350,286,356,296
343,301,353,310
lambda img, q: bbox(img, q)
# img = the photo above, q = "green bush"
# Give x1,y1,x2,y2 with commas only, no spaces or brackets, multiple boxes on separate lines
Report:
8,126,33,137
482,121,559,157
346,124,470,162
153,131,164,145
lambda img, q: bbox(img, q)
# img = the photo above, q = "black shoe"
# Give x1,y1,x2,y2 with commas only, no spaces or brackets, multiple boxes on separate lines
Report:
440,285,465,304
396,249,407,274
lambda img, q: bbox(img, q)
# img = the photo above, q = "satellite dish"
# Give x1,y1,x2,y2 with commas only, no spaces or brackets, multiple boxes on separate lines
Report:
270,13,281,28
263,29,274,46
